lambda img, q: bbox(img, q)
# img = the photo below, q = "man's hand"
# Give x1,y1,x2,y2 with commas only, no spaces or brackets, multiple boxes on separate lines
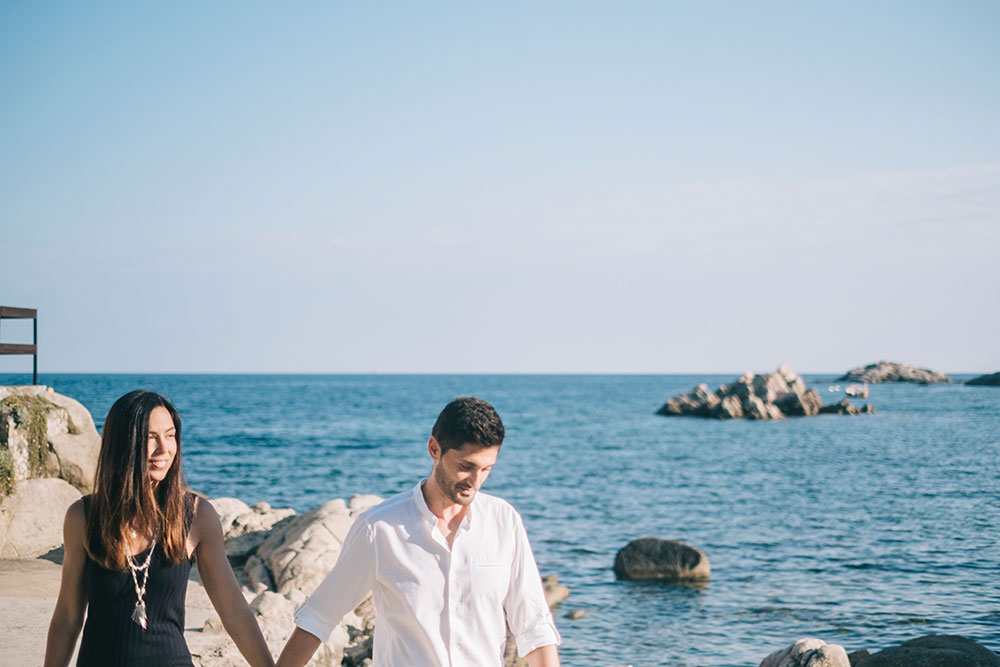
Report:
523,644,560,666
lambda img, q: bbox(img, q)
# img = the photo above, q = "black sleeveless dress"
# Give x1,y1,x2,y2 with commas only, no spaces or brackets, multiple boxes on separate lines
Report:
77,496,195,667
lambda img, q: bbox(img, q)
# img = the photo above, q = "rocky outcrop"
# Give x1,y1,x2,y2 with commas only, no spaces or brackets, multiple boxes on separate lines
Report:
966,372,1000,386
657,365,874,420
192,494,381,666
760,637,850,667
852,635,1000,667
0,386,100,495
613,537,710,582
837,361,951,384
0,386,100,558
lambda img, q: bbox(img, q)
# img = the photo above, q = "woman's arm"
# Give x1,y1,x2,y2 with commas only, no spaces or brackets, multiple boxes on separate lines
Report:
193,497,275,667
44,499,88,667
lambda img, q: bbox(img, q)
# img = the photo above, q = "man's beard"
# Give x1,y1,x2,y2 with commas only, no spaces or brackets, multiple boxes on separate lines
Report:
435,463,475,506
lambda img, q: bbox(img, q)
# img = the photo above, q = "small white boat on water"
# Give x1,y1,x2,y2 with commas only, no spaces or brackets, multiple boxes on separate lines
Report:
845,383,869,398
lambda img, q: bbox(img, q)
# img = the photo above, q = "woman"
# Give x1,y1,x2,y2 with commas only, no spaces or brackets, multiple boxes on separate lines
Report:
44,390,274,666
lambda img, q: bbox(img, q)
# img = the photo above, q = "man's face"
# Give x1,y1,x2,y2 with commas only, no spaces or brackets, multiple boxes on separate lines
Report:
430,440,499,506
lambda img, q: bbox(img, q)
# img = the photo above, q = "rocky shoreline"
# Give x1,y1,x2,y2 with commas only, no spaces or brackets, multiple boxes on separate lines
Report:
2,386,997,666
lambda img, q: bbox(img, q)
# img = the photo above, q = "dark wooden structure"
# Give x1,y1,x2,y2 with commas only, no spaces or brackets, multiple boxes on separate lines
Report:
0,306,38,384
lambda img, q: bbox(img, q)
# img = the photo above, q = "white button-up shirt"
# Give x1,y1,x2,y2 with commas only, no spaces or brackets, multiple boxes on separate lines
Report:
295,480,560,666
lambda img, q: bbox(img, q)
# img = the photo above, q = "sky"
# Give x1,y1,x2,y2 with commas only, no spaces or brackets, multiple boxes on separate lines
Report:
2,1,998,374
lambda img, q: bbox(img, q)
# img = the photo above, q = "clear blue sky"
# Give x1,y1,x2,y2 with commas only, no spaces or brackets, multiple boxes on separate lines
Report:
2,1,998,373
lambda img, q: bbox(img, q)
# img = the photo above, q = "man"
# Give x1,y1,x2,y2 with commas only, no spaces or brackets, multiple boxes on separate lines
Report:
276,396,561,667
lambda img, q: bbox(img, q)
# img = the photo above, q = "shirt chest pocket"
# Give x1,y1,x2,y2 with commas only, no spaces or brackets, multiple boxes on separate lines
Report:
470,561,511,601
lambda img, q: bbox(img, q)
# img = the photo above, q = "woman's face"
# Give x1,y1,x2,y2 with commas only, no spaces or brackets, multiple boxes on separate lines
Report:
146,406,177,487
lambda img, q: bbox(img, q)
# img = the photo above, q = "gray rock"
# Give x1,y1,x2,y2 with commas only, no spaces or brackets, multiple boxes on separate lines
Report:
0,477,81,558
0,387,100,496
613,537,710,582
853,635,1000,667
966,372,1000,386
760,637,850,667
819,400,877,416
837,361,951,384
657,366,868,420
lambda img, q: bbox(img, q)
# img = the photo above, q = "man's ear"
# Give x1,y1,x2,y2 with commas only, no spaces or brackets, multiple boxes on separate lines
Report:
428,436,441,462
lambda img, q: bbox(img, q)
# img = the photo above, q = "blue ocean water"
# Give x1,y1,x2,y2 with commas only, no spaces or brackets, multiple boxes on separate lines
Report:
4,373,999,665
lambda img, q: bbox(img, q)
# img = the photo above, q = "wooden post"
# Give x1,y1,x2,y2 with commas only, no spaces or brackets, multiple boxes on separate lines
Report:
0,306,38,385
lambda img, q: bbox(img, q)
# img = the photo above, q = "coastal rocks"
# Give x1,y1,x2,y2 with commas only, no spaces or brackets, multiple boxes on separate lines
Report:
837,361,951,384
966,371,1000,386
210,498,296,563
657,365,873,420
613,537,710,582
852,635,1000,667
0,387,100,559
256,494,381,598
0,477,81,558
760,637,850,667
0,386,100,495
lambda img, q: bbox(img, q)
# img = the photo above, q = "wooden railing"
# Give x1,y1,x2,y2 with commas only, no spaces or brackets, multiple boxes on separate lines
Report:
0,306,38,385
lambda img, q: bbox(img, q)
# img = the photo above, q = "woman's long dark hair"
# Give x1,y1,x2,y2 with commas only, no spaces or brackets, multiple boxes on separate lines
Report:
85,390,189,570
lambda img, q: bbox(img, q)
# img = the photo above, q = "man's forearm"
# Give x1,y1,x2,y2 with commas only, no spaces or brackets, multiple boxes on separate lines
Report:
524,644,560,667
276,627,323,667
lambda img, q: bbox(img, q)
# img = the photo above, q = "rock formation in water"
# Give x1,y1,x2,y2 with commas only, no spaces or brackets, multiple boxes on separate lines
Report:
759,637,850,667
0,386,101,558
852,635,1000,666
656,365,875,420
760,635,1000,667
613,537,710,582
966,371,1000,386
837,361,951,384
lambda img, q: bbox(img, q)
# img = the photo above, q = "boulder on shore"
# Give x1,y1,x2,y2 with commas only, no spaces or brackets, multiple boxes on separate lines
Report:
1,386,101,559
657,365,874,420
760,637,850,667
851,635,1000,667
613,537,710,582
837,361,950,384
966,372,1000,386
0,477,81,558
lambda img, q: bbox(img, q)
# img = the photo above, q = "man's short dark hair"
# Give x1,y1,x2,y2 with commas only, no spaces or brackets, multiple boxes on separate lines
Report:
431,397,505,454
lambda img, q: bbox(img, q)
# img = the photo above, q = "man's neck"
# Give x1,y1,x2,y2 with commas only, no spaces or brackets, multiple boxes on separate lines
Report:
421,479,468,527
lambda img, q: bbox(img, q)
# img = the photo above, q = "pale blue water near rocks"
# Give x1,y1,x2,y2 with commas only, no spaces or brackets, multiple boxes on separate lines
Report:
5,373,999,665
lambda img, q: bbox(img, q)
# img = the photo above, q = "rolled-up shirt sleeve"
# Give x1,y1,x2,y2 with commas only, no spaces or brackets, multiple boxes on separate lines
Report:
504,513,561,657
294,514,376,642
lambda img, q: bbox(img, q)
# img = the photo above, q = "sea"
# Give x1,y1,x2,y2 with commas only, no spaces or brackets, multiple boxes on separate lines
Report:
3,373,998,666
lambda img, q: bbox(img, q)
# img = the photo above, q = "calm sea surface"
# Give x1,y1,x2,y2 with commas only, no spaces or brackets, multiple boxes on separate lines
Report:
4,373,999,665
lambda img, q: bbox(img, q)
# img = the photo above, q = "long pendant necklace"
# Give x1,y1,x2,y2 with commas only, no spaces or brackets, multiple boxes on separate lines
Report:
126,537,156,630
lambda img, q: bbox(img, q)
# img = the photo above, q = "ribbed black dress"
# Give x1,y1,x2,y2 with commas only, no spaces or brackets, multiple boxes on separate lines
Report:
77,496,195,667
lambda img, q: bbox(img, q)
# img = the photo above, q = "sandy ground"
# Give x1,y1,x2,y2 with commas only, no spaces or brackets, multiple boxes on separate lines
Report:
0,557,234,667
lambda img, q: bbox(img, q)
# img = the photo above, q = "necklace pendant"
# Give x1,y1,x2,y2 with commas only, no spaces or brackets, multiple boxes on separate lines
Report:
132,600,148,630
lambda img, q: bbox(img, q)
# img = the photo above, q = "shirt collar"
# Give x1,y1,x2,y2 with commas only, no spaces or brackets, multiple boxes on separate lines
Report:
412,478,477,531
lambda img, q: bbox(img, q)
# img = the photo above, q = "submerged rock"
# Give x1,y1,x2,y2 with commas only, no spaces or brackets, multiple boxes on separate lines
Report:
966,371,1000,386
837,361,951,384
853,635,1000,667
657,365,874,420
613,537,710,582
